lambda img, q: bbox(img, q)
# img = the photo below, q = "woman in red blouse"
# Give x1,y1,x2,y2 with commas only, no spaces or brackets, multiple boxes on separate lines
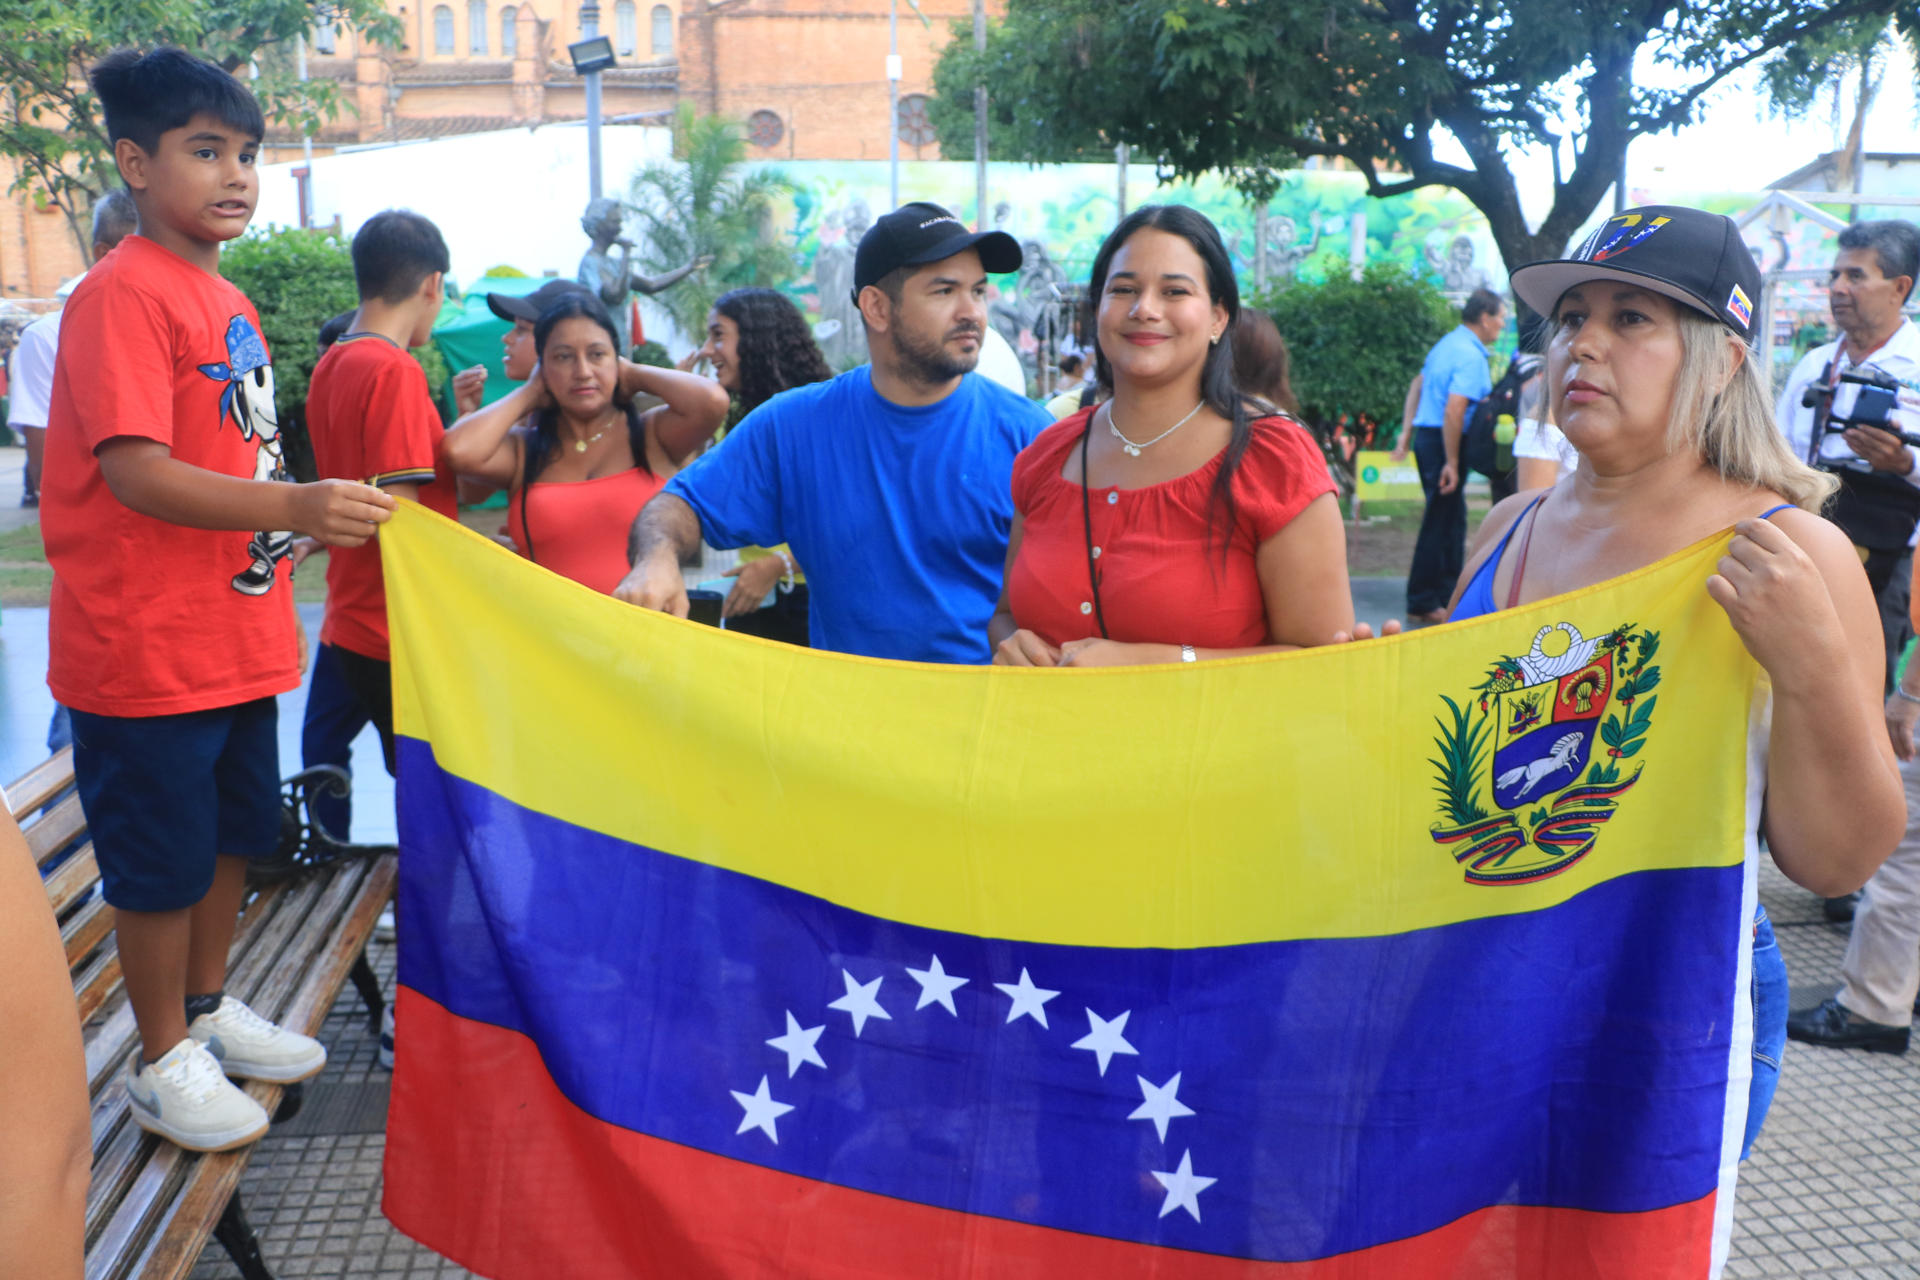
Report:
991,205,1361,666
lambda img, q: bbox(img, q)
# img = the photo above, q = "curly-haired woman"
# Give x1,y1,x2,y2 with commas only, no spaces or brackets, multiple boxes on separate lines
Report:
690,287,835,644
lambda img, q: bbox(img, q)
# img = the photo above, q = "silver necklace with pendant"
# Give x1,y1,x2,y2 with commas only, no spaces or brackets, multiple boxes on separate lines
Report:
1107,400,1206,457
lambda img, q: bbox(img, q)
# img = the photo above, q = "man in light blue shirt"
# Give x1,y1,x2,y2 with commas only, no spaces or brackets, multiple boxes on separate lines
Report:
1395,288,1506,620
615,202,1050,663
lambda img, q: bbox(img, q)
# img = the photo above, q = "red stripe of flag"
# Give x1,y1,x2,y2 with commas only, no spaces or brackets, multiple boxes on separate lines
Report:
383,988,1716,1280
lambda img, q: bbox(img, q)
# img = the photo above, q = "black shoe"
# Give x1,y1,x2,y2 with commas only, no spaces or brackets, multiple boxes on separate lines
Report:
19,492,36,509
1824,891,1862,923
1786,997,1909,1054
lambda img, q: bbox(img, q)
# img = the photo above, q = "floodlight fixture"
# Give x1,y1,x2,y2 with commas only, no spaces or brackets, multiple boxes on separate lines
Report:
568,36,616,75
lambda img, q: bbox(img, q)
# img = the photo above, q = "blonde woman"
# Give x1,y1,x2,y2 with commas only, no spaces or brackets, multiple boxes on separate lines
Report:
1448,205,1904,1158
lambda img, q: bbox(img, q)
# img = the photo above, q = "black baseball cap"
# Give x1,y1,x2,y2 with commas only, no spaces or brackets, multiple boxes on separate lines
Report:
1509,205,1762,342
851,202,1022,301
487,278,595,324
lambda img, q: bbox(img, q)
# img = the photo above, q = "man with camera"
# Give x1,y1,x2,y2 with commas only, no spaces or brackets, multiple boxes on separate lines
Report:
1776,220,1920,691
1780,219,1920,1053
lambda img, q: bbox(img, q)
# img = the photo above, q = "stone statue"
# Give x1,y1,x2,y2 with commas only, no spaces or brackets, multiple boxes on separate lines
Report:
991,237,1068,357
577,197,710,351
1260,211,1321,283
1427,232,1492,295
811,198,871,369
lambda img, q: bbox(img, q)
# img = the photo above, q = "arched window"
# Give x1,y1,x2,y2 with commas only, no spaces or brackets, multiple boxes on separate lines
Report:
614,1,637,55
468,0,487,52
313,19,336,55
651,5,672,55
501,5,517,55
433,5,454,53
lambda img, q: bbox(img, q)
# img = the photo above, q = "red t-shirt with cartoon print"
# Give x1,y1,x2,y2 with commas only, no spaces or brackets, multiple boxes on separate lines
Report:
41,235,300,717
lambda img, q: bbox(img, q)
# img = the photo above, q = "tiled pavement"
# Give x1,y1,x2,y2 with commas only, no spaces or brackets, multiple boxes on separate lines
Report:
177,857,1920,1279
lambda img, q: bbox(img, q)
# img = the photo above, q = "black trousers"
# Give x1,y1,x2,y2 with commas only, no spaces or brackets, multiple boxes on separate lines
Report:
1407,428,1466,615
1863,546,1914,695
329,644,396,776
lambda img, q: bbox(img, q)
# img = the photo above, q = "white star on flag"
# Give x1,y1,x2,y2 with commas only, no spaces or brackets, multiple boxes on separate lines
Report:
766,1011,826,1077
1070,1008,1139,1076
1150,1150,1217,1222
904,954,969,1015
993,967,1060,1028
1129,1072,1196,1141
730,1075,794,1144
826,968,893,1036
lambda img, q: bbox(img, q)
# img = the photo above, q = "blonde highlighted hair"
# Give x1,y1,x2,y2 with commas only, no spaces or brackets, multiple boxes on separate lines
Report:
1669,313,1836,512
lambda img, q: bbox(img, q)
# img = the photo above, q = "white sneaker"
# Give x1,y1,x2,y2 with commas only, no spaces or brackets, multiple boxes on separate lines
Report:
378,1004,395,1070
128,1038,270,1152
189,997,328,1084
374,908,396,943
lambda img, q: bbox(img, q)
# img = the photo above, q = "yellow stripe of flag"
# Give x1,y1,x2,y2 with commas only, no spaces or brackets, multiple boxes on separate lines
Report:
382,504,1756,950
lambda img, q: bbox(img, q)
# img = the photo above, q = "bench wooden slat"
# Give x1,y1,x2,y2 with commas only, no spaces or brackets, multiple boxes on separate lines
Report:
6,745,74,817
75,947,125,1026
83,1115,146,1243
128,857,396,1280
47,842,100,915
85,1143,189,1280
29,791,89,866
64,895,116,968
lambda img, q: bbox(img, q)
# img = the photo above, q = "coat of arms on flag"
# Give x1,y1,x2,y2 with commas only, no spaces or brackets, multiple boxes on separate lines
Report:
1430,620,1662,885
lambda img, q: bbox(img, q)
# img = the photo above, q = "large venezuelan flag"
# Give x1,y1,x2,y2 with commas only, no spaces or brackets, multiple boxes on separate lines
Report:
378,505,1764,1279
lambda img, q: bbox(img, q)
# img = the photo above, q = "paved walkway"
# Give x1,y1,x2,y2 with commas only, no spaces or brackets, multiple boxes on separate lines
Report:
1,590,1911,1277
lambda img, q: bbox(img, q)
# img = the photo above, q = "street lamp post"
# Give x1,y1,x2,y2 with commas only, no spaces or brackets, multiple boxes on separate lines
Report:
582,0,605,201
887,0,901,209
973,0,986,229
569,13,618,203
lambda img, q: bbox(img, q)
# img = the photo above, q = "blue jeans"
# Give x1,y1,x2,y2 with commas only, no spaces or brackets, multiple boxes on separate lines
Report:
301,642,369,840
1744,903,1787,1160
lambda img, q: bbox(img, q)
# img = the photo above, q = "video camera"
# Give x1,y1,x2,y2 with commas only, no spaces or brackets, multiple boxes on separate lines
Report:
1805,365,1919,447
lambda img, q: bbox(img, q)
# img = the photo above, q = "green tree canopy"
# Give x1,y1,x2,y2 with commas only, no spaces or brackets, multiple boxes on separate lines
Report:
0,0,398,261
625,104,801,342
933,0,1919,277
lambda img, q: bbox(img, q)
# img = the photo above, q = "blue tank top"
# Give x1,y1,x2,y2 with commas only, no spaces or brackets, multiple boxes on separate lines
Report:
1449,501,1795,623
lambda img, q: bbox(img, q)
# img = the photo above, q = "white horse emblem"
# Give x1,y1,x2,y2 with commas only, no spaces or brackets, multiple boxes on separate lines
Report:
1496,731,1584,801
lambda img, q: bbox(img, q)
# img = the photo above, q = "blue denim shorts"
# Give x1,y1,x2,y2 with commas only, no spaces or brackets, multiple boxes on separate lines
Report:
70,697,283,912
1743,902,1787,1160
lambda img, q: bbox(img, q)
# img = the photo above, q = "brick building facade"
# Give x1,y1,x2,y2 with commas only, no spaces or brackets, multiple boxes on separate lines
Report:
0,0,998,298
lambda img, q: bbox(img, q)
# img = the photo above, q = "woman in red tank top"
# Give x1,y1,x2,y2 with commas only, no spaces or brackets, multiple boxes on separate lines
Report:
443,294,729,594
991,205,1378,668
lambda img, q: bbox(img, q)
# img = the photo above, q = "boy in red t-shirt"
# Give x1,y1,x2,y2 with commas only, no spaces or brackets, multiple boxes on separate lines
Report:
305,210,461,772
41,48,397,1153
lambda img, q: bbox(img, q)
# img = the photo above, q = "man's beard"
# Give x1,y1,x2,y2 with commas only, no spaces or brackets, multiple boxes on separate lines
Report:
889,319,982,385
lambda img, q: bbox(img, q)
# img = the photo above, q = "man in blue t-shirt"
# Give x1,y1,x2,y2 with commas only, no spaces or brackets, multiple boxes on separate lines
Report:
1394,287,1506,621
614,202,1051,663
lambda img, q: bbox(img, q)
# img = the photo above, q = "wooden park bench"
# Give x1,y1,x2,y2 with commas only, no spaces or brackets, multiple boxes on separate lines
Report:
8,748,397,1280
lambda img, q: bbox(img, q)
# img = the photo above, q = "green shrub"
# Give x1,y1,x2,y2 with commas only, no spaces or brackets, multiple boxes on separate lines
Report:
630,339,672,368
1257,264,1455,479
221,228,357,482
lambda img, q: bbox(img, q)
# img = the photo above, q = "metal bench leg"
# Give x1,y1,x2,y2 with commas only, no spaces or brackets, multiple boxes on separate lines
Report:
348,948,385,1035
214,1191,275,1280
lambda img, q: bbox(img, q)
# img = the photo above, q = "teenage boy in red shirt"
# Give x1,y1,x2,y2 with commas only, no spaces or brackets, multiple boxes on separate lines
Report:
41,47,397,1153
306,210,462,772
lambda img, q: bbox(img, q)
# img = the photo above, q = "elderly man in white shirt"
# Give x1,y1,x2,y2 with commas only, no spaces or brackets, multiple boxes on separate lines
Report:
1775,220,1920,690
8,190,138,509
1784,219,1920,1056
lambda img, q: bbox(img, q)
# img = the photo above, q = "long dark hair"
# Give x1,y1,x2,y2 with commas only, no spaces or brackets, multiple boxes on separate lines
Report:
713,287,834,413
1230,309,1301,418
518,293,649,565
1088,204,1251,544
